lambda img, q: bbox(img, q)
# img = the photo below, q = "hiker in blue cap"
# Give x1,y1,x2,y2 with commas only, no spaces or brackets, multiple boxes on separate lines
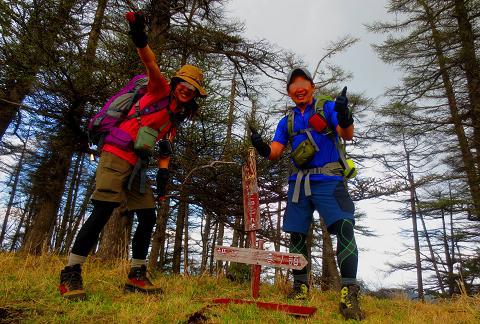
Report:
250,67,364,320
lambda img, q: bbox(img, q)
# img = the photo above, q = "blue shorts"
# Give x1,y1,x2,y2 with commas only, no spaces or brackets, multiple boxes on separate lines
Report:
283,180,355,235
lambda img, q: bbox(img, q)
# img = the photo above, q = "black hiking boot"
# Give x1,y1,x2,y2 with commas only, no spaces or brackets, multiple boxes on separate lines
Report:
339,284,365,320
287,281,309,300
59,264,86,300
124,265,163,294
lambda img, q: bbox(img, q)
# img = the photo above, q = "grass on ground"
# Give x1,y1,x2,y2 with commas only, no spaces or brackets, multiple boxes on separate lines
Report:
0,253,479,323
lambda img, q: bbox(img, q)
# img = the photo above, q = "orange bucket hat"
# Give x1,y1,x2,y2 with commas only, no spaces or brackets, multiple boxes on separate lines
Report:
172,64,207,97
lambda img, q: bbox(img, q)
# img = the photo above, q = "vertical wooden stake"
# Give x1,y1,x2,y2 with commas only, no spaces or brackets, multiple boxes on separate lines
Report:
243,148,261,298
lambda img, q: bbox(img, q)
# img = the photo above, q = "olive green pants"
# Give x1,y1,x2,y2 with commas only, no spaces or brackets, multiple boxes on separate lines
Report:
92,151,155,210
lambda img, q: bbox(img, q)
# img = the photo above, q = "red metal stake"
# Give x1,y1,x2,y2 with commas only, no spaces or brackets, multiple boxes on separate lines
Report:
251,239,263,298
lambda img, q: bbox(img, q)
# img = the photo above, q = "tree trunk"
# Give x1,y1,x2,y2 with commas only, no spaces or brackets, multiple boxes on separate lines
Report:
452,0,480,172
148,0,170,57
319,219,341,290
183,205,190,275
215,219,225,272
209,221,218,275
62,174,95,254
0,134,29,247
415,193,446,294
95,204,133,260
9,196,32,252
20,197,36,249
200,212,212,273
440,208,455,295
405,147,424,301
54,153,82,252
172,189,188,273
22,132,76,254
148,198,170,271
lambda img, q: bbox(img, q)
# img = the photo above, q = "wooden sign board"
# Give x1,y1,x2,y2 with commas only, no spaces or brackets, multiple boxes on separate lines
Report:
243,148,260,232
214,245,308,270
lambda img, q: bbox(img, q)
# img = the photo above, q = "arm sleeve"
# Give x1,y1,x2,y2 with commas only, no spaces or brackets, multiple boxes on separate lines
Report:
272,116,289,145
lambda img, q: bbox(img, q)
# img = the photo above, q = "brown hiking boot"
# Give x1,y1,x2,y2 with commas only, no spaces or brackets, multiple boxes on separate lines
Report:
339,284,365,320
59,264,86,300
124,265,163,294
287,281,309,300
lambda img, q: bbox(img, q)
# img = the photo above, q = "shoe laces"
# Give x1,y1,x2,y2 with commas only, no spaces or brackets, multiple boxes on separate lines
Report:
289,282,308,299
131,266,154,285
62,270,83,291
341,285,360,309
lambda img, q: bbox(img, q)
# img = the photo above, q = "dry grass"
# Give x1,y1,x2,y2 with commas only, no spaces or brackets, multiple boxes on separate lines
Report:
0,252,479,323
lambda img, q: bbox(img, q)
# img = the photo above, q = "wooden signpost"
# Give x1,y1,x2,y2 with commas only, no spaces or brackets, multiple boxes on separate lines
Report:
214,246,308,270
213,148,316,317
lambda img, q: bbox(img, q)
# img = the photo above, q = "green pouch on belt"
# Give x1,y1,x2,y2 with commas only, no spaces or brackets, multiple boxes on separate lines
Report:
291,139,316,168
134,126,158,154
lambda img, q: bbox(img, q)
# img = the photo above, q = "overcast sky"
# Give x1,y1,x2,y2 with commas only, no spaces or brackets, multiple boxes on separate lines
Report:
226,0,417,288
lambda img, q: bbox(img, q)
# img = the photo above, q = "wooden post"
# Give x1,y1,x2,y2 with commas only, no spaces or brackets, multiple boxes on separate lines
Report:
243,148,261,298
212,148,315,316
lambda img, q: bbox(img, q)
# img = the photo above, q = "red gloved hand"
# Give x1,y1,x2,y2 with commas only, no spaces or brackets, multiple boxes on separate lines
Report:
309,113,328,133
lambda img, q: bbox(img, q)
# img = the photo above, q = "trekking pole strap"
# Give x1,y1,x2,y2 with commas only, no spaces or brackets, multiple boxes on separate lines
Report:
291,162,343,203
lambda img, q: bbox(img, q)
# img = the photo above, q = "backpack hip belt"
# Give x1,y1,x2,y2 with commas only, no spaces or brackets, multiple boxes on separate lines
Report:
291,161,343,203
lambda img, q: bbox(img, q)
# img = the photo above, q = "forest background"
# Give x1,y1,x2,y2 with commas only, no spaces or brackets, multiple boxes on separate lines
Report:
1,0,480,302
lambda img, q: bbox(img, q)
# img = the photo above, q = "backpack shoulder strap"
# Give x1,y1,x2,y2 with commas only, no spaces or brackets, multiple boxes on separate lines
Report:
315,95,351,173
314,95,334,119
287,109,295,139
127,96,170,121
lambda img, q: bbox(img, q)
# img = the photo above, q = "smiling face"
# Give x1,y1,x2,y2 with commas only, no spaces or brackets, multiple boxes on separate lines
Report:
287,75,315,109
173,81,197,104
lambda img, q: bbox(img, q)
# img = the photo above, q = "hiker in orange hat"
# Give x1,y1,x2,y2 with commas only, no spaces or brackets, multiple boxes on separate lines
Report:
59,11,207,300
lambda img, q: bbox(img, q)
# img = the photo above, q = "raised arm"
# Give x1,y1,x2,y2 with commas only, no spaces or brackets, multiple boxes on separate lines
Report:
136,46,167,94
126,12,167,94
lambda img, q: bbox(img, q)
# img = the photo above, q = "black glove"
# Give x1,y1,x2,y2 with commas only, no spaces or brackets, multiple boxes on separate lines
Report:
334,86,353,128
250,126,271,158
125,11,148,48
156,168,169,200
